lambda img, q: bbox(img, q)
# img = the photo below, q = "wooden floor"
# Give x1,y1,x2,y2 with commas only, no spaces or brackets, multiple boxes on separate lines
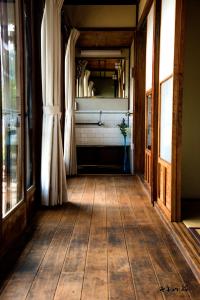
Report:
0,176,199,300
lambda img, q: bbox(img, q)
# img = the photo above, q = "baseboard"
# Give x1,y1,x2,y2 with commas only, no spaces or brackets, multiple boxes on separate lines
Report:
137,174,151,200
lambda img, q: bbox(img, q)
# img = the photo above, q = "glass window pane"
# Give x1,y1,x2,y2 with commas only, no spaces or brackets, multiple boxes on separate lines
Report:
0,1,22,216
146,3,154,91
159,0,176,81
146,94,152,150
160,77,173,163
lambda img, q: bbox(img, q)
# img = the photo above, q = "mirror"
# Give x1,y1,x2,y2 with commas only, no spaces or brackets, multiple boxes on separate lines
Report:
75,58,129,99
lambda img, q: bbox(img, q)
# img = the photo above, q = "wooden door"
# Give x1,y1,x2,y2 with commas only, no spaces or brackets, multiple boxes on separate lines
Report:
157,0,185,221
144,3,154,189
144,93,152,187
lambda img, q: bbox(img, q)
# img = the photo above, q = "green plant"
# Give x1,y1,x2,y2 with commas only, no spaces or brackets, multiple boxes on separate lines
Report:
118,118,129,137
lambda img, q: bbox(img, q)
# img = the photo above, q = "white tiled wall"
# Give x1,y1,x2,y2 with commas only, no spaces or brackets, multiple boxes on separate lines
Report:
75,112,132,146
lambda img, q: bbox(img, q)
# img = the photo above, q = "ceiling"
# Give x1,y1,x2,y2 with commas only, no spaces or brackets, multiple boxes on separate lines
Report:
76,31,134,48
63,4,137,48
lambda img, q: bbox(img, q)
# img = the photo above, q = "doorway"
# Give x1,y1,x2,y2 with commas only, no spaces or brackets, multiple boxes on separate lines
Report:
63,4,136,174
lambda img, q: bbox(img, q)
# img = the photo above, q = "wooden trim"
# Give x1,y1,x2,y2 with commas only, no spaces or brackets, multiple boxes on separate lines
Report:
137,174,151,198
157,199,171,219
64,0,138,5
145,149,151,155
171,0,186,222
133,29,146,175
17,0,26,205
137,0,154,30
77,27,136,32
20,0,26,205
159,74,174,86
76,46,131,51
158,157,171,168
145,89,152,95
2,199,25,223
144,90,152,188
27,185,36,196
30,0,36,188
155,202,200,283
145,90,152,150
145,149,151,187
151,0,161,204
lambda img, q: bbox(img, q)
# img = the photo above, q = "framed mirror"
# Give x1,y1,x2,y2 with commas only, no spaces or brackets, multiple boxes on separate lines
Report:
75,57,129,99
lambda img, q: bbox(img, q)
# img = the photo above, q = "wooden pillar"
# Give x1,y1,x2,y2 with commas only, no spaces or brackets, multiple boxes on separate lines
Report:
151,0,161,204
171,0,186,221
134,29,146,175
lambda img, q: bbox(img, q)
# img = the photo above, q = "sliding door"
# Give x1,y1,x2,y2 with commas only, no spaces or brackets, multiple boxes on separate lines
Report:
0,0,37,252
157,0,176,219
144,3,154,188
0,0,24,217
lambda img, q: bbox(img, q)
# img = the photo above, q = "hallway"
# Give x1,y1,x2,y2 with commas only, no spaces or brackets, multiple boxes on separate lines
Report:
0,176,199,300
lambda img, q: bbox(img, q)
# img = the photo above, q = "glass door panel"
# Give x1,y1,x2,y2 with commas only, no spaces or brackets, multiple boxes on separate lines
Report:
146,94,152,150
0,0,23,216
160,77,173,163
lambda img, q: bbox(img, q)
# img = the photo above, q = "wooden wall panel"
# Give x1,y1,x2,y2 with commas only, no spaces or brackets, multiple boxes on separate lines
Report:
1,203,27,256
145,149,151,187
157,158,171,219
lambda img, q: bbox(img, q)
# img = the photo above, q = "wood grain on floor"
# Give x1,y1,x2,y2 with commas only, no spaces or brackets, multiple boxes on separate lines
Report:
0,176,199,300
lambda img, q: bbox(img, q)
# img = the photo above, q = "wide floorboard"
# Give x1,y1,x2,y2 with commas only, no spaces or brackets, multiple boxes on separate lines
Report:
0,176,199,300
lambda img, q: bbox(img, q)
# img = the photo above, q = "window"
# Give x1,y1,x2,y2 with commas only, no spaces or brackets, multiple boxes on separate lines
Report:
160,77,173,163
146,94,152,150
0,0,23,216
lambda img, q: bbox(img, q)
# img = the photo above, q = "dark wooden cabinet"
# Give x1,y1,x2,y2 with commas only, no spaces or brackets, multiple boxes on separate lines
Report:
77,146,130,174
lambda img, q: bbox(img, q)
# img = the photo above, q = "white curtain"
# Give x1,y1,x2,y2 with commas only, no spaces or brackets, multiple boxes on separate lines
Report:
41,0,67,206
64,29,80,175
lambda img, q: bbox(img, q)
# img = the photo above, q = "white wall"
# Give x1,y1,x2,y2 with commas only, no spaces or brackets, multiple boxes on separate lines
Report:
76,98,128,111
76,121,131,146
75,98,130,146
181,0,200,199
64,5,136,28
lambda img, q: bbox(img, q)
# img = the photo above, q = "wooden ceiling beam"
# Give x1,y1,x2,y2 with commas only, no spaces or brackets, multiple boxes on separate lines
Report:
77,31,134,48
77,27,136,32
64,0,138,5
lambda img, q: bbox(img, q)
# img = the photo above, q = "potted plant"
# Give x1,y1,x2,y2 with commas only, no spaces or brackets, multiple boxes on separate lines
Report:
118,118,129,173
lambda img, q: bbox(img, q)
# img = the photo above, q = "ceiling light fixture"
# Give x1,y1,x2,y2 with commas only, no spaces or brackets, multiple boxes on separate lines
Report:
80,50,122,58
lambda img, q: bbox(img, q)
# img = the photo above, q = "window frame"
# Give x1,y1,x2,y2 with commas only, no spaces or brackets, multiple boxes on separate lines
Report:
0,0,25,218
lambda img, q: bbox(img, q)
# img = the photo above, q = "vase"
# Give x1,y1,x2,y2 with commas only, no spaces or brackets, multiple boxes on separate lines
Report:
123,135,127,173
